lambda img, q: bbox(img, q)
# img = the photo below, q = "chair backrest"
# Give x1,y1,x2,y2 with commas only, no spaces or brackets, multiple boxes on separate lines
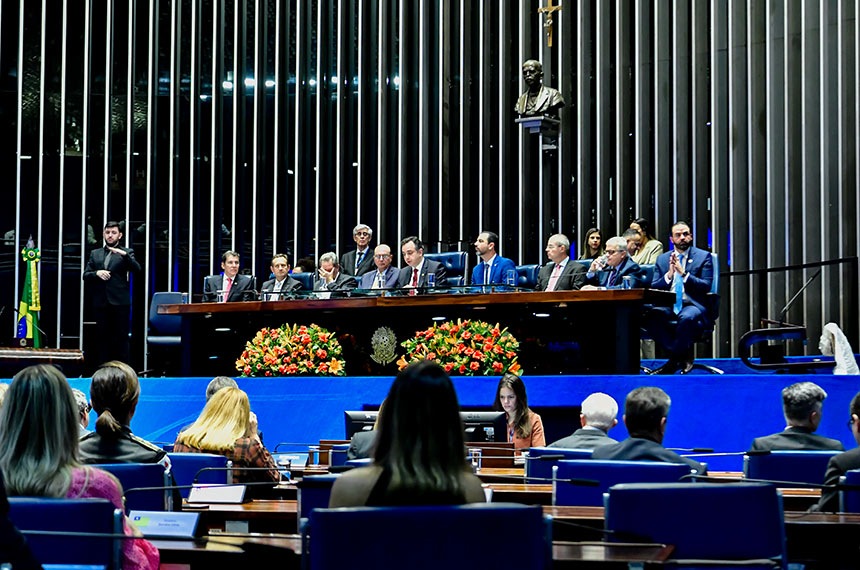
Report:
743,450,841,487
840,469,860,512
9,497,123,569
639,264,655,287
605,482,786,565
148,291,186,336
297,474,340,521
329,443,350,467
167,452,231,498
97,463,172,512
423,252,468,284
709,252,720,294
306,503,551,570
552,459,693,506
515,264,541,289
525,447,592,482
292,271,315,291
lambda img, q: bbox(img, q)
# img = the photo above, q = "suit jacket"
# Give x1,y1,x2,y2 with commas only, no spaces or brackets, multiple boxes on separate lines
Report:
813,447,860,512
79,427,167,465
397,259,449,288
313,272,358,292
359,266,399,289
203,274,256,302
650,246,714,314
748,427,846,453
591,436,708,474
347,430,378,460
471,255,517,286
83,246,141,306
548,427,618,450
585,257,646,288
535,259,587,291
341,248,375,277
260,276,303,298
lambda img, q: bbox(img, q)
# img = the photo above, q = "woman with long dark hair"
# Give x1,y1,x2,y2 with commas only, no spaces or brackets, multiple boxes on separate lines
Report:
493,373,545,450
578,228,604,260
629,217,664,265
329,361,485,506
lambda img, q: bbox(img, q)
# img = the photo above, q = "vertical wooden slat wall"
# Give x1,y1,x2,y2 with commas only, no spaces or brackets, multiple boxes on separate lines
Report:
0,0,856,368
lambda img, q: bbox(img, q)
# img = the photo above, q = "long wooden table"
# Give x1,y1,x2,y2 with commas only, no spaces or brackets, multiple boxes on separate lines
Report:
160,289,672,376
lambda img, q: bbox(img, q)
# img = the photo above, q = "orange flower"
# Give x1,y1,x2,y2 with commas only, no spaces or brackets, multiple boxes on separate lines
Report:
329,359,343,374
492,361,503,372
469,361,479,371
397,355,409,370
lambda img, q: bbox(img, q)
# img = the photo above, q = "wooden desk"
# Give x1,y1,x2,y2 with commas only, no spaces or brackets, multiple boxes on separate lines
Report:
162,289,671,376
183,499,299,534
0,347,84,377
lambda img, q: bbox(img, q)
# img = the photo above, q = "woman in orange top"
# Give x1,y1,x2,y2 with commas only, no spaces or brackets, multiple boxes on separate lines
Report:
493,373,545,451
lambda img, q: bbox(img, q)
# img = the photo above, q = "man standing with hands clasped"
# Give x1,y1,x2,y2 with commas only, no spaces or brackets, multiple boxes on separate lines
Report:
83,221,141,366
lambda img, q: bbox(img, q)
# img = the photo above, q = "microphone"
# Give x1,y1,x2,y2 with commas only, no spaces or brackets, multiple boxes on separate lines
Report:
478,472,600,486
679,450,770,458
677,473,860,489
192,466,282,483
273,442,324,452
550,519,654,543
667,447,715,453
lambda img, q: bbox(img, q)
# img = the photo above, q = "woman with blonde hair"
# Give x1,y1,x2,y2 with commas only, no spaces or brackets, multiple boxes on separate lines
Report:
0,364,158,569
173,387,279,484
493,373,545,451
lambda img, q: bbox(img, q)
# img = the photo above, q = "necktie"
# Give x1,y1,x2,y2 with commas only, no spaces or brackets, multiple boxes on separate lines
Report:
673,255,685,314
356,250,365,272
103,248,112,268
607,268,617,287
546,264,562,291
223,277,232,302
411,268,419,287
375,272,384,289
484,263,490,285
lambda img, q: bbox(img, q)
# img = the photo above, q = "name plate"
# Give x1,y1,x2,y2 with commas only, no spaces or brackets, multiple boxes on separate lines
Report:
187,484,248,504
130,510,200,538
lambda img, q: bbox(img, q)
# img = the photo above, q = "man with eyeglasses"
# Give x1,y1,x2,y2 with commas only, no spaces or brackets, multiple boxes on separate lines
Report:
643,220,715,374
813,391,860,512
341,224,375,277
749,381,844,453
359,244,399,289
582,236,645,290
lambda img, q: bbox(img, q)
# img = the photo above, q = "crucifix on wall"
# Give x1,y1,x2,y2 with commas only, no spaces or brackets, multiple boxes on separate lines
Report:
538,0,563,48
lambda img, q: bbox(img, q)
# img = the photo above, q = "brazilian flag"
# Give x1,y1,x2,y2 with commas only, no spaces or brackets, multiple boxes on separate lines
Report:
17,238,42,348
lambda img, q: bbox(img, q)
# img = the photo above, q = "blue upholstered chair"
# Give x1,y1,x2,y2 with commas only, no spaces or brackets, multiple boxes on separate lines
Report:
97,462,172,512
605,482,787,567
515,264,541,289
423,251,469,286
638,264,655,287
839,468,860,512
167,452,232,498
744,450,841,487
146,291,186,376
297,474,340,524
291,271,315,291
305,503,551,570
524,447,592,482
329,443,350,467
9,497,123,569
552,459,694,506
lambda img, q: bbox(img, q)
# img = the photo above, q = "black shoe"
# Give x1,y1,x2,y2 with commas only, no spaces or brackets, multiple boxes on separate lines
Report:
649,359,680,375
679,347,696,374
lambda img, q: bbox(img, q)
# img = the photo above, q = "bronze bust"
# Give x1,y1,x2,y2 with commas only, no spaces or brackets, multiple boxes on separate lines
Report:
515,59,565,117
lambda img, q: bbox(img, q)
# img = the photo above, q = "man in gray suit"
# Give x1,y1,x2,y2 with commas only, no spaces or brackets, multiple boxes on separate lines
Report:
396,236,448,288
358,244,399,289
341,224,375,277
314,252,358,292
260,253,303,299
749,381,845,452
549,392,619,449
535,233,586,291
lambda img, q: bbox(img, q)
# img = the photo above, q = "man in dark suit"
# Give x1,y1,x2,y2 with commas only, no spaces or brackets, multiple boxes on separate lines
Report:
535,233,586,291
358,244,399,289
83,221,141,365
347,430,377,460
549,392,619,449
582,236,646,289
260,253,303,299
341,224,375,277
813,391,860,512
471,231,517,285
203,251,256,302
592,387,707,474
644,221,714,374
397,236,449,288
749,381,845,452
314,252,358,291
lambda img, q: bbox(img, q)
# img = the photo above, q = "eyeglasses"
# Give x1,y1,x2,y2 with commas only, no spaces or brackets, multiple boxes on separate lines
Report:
374,254,390,259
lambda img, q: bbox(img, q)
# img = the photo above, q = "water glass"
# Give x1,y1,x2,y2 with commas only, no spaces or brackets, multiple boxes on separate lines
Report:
505,269,518,287
427,273,436,289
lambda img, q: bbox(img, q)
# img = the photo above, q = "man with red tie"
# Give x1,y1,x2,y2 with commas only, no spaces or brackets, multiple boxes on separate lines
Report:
396,236,448,289
535,233,586,292
203,250,255,302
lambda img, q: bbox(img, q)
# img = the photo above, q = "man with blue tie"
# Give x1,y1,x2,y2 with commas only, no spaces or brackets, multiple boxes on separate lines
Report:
341,224,375,277
582,236,645,289
644,221,714,374
358,244,399,289
471,231,517,286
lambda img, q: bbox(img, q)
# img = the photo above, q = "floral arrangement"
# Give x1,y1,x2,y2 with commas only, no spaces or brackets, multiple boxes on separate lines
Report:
397,319,521,376
236,323,346,377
